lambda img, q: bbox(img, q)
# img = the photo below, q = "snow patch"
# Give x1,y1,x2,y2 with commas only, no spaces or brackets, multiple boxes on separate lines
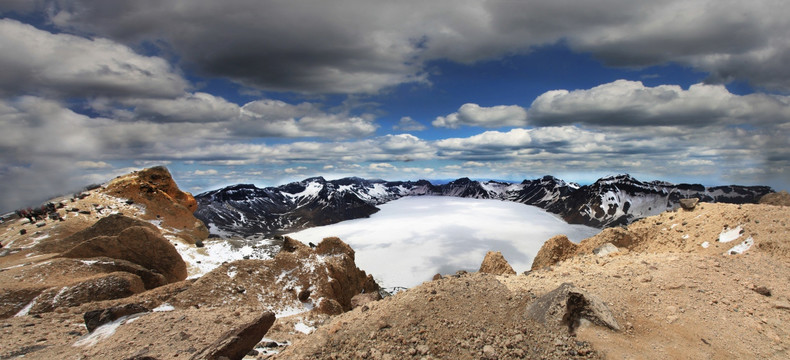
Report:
294,322,315,334
153,303,175,312
718,226,743,243
14,299,36,317
701,241,710,249
726,237,754,255
73,314,142,347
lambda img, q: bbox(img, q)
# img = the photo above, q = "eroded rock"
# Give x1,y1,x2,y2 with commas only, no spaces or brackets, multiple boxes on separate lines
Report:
526,282,620,333
531,235,578,270
478,251,516,275
62,225,187,283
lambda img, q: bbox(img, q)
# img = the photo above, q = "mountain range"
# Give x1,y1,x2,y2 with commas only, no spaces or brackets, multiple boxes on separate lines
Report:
194,174,773,238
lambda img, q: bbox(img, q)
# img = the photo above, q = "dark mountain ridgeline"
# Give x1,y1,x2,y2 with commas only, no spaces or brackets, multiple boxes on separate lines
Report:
195,174,773,238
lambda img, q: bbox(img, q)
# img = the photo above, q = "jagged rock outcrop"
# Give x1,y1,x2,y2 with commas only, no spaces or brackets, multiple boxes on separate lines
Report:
104,166,208,244
61,225,187,283
526,283,620,332
167,236,378,314
531,235,578,270
478,251,516,275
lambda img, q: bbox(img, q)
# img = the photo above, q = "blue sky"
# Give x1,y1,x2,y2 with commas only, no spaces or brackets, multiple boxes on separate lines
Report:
1,1,789,211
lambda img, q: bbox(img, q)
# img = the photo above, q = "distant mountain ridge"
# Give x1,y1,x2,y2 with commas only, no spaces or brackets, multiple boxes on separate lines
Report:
194,174,773,238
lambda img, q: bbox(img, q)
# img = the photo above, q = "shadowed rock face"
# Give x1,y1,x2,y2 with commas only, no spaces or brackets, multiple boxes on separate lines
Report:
62,224,187,283
34,214,159,254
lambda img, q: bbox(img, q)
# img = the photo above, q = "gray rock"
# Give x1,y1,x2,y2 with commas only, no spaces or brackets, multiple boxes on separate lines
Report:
593,243,619,257
679,198,700,210
526,283,620,333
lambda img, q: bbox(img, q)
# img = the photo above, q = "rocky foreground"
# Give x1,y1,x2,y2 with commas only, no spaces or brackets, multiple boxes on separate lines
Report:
1,167,789,359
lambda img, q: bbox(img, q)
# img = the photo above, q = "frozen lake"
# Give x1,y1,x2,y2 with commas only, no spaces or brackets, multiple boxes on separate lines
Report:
287,196,600,289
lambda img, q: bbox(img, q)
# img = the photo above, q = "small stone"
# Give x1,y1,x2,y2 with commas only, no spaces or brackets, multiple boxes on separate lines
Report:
416,344,430,355
482,345,496,357
752,286,771,297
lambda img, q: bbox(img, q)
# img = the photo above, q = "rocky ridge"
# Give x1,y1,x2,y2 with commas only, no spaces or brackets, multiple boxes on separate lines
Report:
195,174,772,238
1,167,788,359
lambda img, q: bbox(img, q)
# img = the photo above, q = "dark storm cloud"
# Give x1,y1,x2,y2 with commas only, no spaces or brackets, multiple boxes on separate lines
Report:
18,0,790,94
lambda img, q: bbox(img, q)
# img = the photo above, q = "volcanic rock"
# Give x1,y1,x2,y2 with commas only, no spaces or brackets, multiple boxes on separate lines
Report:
478,251,516,275
190,312,275,360
679,198,700,210
84,303,150,332
526,282,620,332
531,235,578,270
61,225,187,283
759,190,790,206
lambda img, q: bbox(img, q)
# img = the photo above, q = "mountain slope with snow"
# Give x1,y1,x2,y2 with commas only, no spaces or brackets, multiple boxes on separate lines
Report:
195,174,773,238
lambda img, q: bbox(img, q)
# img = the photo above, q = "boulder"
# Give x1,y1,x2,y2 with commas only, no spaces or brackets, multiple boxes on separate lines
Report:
28,272,146,315
478,251,516,275
679,198,700,210
84,303,150,332
190,312,276,360
62,226,187,283
526,283,620,333
531,235,578,270
35,214,158,254
593,243,619,257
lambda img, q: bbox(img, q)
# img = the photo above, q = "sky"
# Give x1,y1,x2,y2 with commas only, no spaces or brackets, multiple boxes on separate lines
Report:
1,0,789,212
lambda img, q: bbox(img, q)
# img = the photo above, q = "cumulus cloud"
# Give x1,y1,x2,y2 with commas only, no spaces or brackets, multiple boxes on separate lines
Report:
393,116,426,132
0,19,188,98
14,0,789,93
235,99,378,138
433,103,527,128
119,92,240,123
528,80,790,127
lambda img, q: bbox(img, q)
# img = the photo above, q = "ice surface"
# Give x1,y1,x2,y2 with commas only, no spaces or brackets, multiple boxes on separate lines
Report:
288,196,600,289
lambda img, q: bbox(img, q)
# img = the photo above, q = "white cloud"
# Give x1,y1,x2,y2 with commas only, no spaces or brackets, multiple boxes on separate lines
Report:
528,80,790,127
284,166,308,174
121,92,240,123
75,161,112,169
235,99,377,138
393,116,426,131
433,103,527,128
193,169,219,176
0,19,188,98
